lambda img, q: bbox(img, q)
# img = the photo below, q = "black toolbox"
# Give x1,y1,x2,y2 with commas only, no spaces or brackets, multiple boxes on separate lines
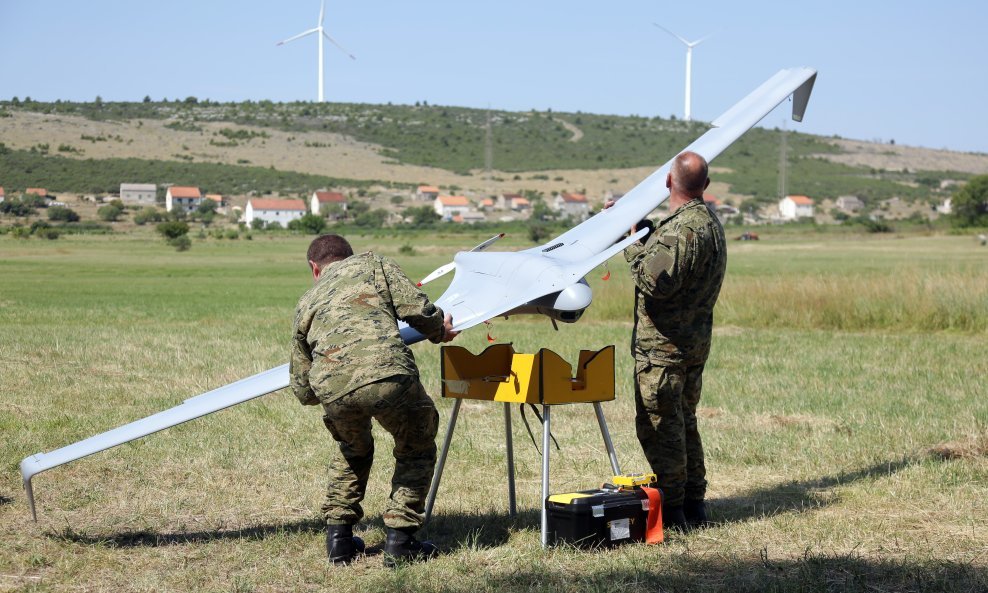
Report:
545,488,651,548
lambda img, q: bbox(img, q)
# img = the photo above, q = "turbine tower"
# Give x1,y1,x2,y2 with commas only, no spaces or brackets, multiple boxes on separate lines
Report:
277,0,355,102
653,23,710,121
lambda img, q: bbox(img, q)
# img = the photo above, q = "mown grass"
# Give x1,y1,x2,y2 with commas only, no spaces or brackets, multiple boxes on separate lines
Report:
1,231,986,592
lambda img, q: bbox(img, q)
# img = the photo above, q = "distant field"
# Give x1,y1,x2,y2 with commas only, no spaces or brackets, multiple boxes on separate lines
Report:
1,232,986,592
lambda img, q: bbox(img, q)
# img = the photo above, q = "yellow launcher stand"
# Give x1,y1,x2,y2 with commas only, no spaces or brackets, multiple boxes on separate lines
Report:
425,344,623,548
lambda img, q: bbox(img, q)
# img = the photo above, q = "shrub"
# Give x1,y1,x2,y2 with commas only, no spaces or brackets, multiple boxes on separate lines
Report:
399,244,416,255
48,206,80,222
156,220,190,239
98,204,124,221
133,207,164,225
11,226,31,239
36,227,61,240
289,213,327,234
169,235,192,251
225,229,239,240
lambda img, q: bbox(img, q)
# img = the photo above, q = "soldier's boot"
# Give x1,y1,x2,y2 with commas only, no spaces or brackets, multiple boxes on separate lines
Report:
683,499,709,529
326,524,365,565
383,527,440,568
662,505,688,532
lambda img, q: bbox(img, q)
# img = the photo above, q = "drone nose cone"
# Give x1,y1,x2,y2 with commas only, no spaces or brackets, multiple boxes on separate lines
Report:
553,281,593,312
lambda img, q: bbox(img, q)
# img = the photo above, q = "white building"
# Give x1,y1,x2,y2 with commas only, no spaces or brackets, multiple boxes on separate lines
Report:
120,183,156,205
165,186,202,212
416,185,440,202
434,195,470,220
0,186,5,203
311,190,347,216
245,198,307,227
937,197,953,215
553,192,590,220
836,195,864,213
779,195,815,220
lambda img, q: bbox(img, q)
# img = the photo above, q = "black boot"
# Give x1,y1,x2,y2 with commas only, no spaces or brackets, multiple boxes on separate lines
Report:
683,499,709,529
662,505,688,532
383,527,439,567
326,524,365,565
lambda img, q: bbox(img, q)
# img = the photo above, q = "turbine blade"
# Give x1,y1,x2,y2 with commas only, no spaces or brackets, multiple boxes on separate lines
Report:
652,23,690,46
688,33,713,47
276,28,318,46
322,31,356,59
319,0,325,26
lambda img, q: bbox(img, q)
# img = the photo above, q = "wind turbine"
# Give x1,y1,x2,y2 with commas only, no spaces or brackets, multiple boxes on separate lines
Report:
653,23,710,122
277,0,355,102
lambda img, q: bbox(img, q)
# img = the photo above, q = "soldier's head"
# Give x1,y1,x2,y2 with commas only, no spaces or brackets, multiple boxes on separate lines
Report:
307,234,354,281
666,151,710,206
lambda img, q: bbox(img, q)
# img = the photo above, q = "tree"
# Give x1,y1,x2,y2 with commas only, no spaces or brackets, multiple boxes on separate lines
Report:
403,205,440,227
156,220,190,240
98,204,124,222
195,199,218,225
289,213,327,234
47,206,80,222
950,175,988,228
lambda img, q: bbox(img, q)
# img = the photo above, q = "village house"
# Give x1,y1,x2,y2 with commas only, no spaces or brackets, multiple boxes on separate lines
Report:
204,194,224,208
310,190,347,216
779,195,815,220
119,183,157,205
479,198,495,211
416,185,440,202
165,186,203,213
25,188,48,199
0,186,5,203
937,197,953,215
454,211,487,224
433,195,470,220
836,195,864,214
554,192,590,220
245,198,307,227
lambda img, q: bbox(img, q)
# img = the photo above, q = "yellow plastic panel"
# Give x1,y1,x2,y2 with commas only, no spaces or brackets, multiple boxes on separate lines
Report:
440,344,514,401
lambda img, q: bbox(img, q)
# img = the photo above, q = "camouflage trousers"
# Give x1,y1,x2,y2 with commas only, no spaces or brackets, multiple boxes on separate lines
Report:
634,361,707,507
319,374,439,529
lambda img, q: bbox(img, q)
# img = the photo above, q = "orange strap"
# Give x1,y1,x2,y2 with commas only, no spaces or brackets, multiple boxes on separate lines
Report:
641,487,664,544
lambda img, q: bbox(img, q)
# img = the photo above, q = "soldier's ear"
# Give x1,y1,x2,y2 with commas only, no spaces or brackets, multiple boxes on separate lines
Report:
310,260,322,282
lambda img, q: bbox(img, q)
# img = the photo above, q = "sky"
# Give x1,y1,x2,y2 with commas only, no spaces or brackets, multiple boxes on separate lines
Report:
2,1,987,153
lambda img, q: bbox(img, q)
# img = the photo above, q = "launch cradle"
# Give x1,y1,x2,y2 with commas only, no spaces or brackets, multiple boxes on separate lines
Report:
424,344,623,547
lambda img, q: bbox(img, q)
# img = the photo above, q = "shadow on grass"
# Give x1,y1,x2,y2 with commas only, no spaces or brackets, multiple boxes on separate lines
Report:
473,554,987,593
47,457,921,553
710,457,916,524
0,494,13,506
49,508,540,551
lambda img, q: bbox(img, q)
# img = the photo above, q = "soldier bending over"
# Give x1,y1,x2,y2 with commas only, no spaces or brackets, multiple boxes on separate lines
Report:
290,234,457,565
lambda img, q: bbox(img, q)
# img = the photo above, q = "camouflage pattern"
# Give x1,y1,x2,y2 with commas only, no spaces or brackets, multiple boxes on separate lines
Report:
319,375,438,529
624,199,726,507
624,199,727,367
290,251,445,406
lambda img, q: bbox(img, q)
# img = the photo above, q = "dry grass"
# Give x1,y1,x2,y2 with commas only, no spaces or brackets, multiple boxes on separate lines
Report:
1,233,987,592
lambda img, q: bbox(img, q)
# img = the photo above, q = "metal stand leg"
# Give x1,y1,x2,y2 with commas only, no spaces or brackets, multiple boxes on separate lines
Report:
504,402,517,518
593,401,622,476
424,398,462,525
541,404,551,548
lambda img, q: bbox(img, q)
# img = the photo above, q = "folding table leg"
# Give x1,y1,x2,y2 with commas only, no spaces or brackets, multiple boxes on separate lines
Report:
593,401,622,476
540,404,551,548
504,402,516,518
424,398,462,525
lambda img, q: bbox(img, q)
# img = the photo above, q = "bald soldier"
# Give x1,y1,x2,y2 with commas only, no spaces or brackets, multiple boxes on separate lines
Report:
614,151,727,530
290,234,458,566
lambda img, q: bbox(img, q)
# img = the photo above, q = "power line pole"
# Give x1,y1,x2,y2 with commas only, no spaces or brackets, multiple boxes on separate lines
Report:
485,107,494,198
777,117,788,201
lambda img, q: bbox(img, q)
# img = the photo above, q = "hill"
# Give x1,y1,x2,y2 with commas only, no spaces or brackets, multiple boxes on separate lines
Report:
1,99,986,209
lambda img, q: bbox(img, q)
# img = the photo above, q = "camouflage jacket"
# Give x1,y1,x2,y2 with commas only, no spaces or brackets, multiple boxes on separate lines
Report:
290,252,445,405
624,198,727,366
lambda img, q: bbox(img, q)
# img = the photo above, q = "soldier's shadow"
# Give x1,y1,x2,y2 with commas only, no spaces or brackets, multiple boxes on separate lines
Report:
48,458,917,550
49,509,539,552
708,456,916,525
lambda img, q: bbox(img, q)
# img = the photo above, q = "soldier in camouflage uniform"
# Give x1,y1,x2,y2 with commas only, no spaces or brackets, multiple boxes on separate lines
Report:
617,151,727,530
290,234,458,565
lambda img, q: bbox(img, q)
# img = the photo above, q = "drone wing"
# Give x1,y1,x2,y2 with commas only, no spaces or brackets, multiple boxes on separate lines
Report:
20,67,816,519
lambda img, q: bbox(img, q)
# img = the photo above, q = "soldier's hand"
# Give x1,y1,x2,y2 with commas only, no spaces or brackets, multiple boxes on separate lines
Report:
603,199,616,210
440,313,459,343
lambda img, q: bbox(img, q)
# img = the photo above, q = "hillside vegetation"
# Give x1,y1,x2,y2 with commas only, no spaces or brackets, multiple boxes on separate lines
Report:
2,98,979,207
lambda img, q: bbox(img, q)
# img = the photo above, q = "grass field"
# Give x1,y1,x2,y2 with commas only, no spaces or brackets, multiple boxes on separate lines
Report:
1,231,986,592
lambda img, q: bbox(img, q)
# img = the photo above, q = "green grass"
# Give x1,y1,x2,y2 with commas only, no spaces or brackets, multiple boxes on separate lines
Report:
1,231,986,592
